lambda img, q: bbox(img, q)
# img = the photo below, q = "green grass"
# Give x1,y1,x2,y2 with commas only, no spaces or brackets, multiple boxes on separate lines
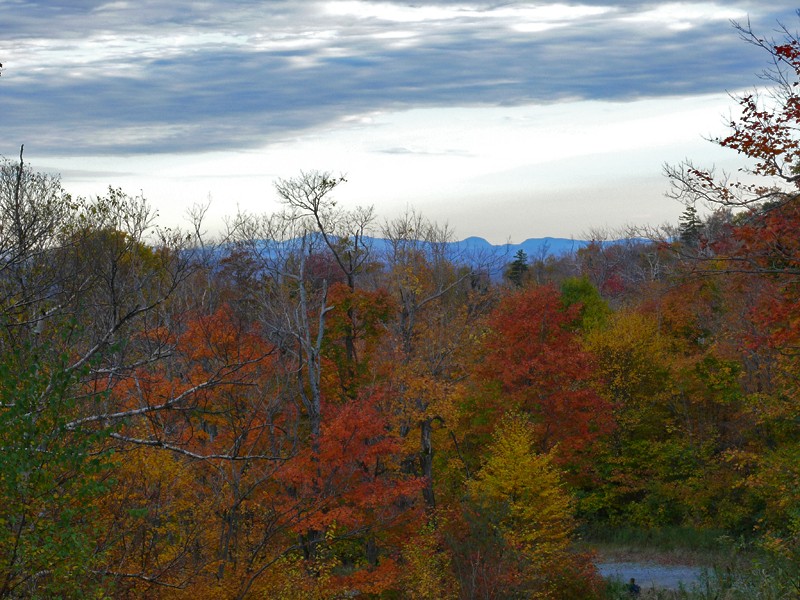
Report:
577,525,747,566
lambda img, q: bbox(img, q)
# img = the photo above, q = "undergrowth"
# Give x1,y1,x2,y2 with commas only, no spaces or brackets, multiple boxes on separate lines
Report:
582,527,799,600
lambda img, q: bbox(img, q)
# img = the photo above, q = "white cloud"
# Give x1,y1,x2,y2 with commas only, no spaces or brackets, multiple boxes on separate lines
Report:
324,1,473,23
502,3,615,33
621,2,748,31
324,1,615,33
93,2,132,12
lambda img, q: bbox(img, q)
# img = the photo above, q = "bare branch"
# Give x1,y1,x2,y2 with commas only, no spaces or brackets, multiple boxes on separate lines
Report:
107,432,288,461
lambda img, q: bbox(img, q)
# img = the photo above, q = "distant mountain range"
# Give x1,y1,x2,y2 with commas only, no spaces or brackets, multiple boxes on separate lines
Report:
210,236,593,280
448,236,589,258
363,236,589,262
353,236,592,280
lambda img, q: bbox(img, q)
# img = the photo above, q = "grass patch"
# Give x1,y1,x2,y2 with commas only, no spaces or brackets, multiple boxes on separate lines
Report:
577,525,748,567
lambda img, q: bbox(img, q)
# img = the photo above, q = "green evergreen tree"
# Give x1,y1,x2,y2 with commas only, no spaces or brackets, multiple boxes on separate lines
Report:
679,204,703,246
506,249,529,287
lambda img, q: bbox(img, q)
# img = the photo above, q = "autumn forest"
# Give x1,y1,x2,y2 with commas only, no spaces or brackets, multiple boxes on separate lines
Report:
3,22,800,600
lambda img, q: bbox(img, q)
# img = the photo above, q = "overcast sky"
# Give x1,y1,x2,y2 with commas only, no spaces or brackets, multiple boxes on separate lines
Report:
1,1,798,243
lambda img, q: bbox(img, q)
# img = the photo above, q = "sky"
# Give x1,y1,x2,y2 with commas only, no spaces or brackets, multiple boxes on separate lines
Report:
1,1,799,244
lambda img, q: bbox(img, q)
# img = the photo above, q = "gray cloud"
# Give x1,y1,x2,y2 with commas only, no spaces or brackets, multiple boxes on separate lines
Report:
1,1,798,156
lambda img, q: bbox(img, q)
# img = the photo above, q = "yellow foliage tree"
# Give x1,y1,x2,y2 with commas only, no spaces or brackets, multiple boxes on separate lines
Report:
399,523,458,600
466,412,580,598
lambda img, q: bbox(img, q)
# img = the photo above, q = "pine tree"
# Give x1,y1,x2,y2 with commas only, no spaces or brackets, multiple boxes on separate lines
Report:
678,204,703,246
506,249,529,287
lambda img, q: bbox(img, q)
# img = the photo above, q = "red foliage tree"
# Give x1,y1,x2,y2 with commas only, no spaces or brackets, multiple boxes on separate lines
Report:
478,285,614,483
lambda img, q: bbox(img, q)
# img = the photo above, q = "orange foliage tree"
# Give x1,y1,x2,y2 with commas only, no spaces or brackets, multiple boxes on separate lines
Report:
477,285,614,484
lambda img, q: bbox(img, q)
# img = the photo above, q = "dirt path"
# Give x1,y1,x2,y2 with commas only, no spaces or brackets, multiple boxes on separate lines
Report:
597,561,705,590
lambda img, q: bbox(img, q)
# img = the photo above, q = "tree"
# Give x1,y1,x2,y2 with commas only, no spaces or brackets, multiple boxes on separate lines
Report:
665,18,800,266
467,413,574,560
478,285,614,484
225,209,332,443
462,412,602,599
321,282,395,399
275,171,376,398
377,210,485,512
664,18,800,552
678,203,703,246
0,147,78,338
505,249,529,287
274,171,374,293
0,158,260,595
399,524,457,600
560,276,610,331
574,229,669,304
219,205,426,596
0,343,114,598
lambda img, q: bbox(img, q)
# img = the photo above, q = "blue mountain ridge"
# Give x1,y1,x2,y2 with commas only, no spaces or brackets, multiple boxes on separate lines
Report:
362,235,589,261
202,236,595,277
453,236,589,258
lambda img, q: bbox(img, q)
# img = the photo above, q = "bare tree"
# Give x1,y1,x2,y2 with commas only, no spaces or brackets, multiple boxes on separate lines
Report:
275,171,377,392
225,208,330,442
0,147,78,337
275,171,375,291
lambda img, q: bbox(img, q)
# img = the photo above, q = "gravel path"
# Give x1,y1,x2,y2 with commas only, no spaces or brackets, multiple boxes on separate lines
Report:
597,561,705,591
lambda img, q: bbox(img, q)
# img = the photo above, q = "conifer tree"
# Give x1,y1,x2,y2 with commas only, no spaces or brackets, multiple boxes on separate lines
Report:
506,248,529,287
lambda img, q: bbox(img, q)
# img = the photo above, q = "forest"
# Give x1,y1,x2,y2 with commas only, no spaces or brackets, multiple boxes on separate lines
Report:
2,20,800,600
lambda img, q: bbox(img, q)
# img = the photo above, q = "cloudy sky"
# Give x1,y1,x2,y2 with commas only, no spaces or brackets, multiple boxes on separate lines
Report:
1,1,798,243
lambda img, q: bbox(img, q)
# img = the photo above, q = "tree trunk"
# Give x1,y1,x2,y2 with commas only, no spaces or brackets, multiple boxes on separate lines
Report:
420,418,436,511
